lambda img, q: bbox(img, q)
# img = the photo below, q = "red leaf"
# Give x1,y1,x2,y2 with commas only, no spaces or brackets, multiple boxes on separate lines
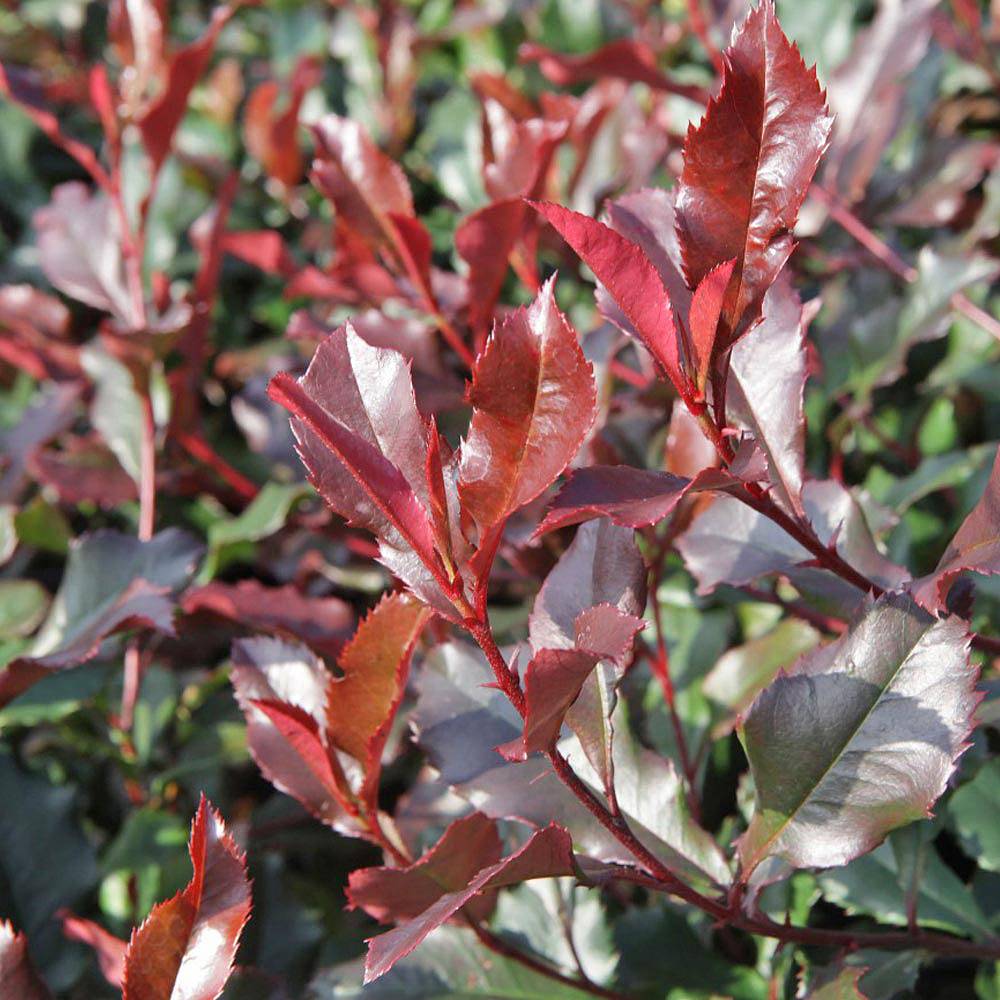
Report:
243,56,319,187
312,115,414,247
348,813,502,925
231,637,359,833
363,824,575,983
455,198,526,335
0,921,51,1000
914,446,1000,612
181,580,354,656
675,0,832,345
28,438,137,509
688,259,736,390
518,39,706,101
268,327,444,594
122,796,251,1000
536,465,736,534
60,912,126,988
219,230,296,275
387,212,434,302
327,592,431,802
532,201,684,391
498,647,601,761
458,277,596,538
138,6,235,173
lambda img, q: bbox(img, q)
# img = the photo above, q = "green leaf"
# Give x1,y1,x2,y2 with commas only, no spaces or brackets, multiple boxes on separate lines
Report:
14,496,72,554
81,342,145,485
950,761,1000,873
308,924,596,998
0,504,15,565
702,617,821,733
0,751,98,978
739,592,977,874
818,838,993,939
199,481,308,581
0,581,49,639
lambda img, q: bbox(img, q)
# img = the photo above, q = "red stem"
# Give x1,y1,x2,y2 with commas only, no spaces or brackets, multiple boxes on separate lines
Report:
176,430,258,502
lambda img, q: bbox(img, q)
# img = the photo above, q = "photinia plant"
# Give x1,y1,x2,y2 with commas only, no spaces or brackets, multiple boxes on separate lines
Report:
2,0,1000,997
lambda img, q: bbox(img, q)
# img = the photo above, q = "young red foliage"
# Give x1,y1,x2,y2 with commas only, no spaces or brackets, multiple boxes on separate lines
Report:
59,913,126,988
362,824,576,983
348,813,502,925
121,796,251,1000
675,0,832,346
0,921,51,1000
531,202,685,393
458,277,597,542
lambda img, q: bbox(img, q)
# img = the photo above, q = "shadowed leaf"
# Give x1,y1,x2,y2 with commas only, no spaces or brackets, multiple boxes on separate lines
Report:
0,922,51,1000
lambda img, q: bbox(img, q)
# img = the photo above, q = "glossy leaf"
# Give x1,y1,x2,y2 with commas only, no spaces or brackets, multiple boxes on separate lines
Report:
268,325,453,615
0,529,202,708
362,823,575,982
675,0,832,344
122,796,251,1000
529,519,646,653
0,922,51,1000
537,465,735,534
231,637,359,834
326,592,431,795
727,277,809,516
458,278,596,538
739,592,978,873
412,643,730,888
688,259,736,390
532,202,683,389
912,445,1000,612
348,813,502,925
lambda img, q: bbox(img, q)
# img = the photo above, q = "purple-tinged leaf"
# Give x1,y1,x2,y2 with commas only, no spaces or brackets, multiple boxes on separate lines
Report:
529,519,646,653
182,580,354,657
739,592,978,874
531,201,684,390
231,637,360,835
122,796,251,1000
362,824,575,983
537,465,737,534
677,480,909,608
348,813,502,925
912,446,1000,613
458,278,596,538
675,0,833,345
727,278,810,516
413,643,730,888
28,438,137,509
573,604,646,667
34,183,139,328
0,922,51,1000
0,529,202,708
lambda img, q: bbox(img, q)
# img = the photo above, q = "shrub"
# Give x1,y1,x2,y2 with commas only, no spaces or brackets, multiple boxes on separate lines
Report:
1,1,1000,997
